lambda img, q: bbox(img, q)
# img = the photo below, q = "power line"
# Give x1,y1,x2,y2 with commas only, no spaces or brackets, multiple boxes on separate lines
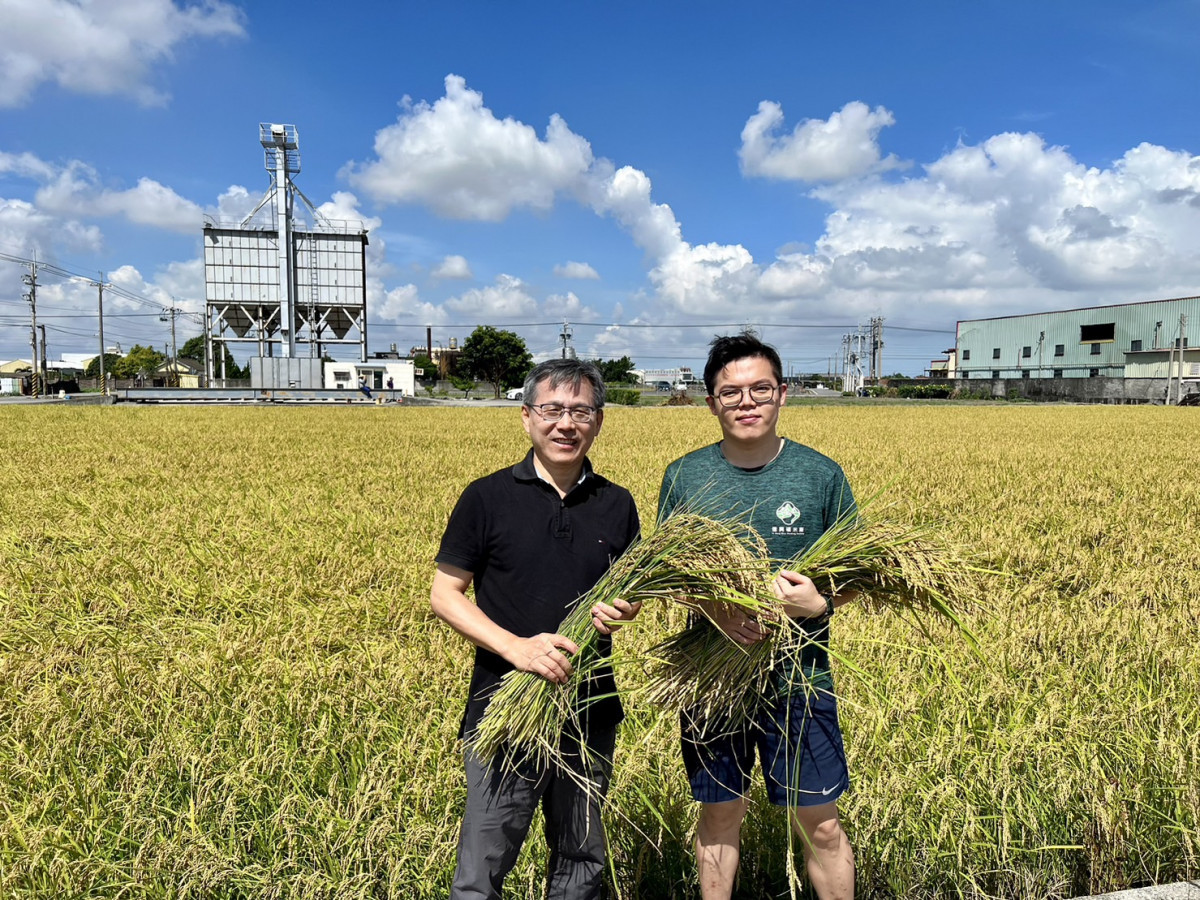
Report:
368,320,863,330
0,250,173,313
367,319,957,335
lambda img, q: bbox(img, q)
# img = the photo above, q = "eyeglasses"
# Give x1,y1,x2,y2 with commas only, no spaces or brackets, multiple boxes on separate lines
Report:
712,383,780,408
527,403,598,424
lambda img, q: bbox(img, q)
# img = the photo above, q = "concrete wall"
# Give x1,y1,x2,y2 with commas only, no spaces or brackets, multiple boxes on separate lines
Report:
953,377,1194,403
250,357,325,390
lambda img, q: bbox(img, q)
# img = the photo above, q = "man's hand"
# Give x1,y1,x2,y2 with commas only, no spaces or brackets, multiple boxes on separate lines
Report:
773,569,827,618
505,633,579,684
591,598,643,635
709,603,768,645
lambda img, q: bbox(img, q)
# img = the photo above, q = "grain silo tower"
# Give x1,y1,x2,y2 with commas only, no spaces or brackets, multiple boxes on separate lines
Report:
203,124,369,388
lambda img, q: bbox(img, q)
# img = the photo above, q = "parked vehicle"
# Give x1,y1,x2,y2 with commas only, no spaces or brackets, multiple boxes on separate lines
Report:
505,387,524,401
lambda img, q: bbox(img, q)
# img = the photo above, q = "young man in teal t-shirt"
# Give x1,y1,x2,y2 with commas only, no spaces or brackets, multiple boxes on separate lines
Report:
658,333,857,900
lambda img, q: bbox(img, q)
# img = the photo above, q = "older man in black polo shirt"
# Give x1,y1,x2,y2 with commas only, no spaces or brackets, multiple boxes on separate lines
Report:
431,358,641,900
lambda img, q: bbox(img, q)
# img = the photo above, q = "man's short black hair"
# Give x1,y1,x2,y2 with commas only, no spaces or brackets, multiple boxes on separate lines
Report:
523,358,607,408
703,332,784,395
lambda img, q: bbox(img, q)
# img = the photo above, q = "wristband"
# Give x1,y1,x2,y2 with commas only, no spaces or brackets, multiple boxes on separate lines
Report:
822,593,835,619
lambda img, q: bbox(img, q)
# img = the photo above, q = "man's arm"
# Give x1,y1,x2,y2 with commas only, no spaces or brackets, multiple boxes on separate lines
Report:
430,563,579,684
773,569,860,617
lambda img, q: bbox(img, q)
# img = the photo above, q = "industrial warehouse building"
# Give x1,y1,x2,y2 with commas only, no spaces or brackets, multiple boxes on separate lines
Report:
936,296,1198,403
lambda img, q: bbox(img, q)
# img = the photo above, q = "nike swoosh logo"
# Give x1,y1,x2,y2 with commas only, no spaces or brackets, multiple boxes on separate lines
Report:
821,781,844,796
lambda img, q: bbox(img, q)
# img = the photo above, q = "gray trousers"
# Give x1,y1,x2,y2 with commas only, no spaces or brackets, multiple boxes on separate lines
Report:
450,726,617,900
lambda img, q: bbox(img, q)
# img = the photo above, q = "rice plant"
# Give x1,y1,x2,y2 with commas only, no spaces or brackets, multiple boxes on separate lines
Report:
0,404,1195,898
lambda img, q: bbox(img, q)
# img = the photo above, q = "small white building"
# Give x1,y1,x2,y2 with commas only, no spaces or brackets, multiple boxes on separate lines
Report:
0,359,26,394
324,359,416,396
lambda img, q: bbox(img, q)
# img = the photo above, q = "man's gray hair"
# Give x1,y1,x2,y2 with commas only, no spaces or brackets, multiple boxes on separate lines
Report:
523,358,606,408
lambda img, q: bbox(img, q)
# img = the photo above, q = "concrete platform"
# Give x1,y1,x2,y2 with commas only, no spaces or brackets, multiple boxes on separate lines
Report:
1078,882,1200,900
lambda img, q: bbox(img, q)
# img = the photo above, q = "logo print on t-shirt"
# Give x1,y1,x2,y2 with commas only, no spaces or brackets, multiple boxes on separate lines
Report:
776,500,802,525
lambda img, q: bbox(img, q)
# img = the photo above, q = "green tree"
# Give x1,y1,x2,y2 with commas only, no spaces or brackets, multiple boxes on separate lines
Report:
84,353,122,378
590,356,637,384
179,336,247,379
449,374,477,399
412,353,437,380
459,326,533,399
113,345,165,379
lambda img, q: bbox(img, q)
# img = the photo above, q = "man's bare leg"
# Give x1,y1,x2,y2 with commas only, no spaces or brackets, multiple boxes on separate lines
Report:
695,797,749,900
790,801,854,900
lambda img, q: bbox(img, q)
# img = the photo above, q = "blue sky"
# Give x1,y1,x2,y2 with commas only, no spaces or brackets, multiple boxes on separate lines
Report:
2,0,1200,374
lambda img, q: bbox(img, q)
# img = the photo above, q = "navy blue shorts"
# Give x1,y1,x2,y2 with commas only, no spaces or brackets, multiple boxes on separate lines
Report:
681,687,849,807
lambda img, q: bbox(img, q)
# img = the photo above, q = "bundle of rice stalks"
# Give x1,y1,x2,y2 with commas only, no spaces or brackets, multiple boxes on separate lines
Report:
642,511,988,720
790,514,985,629
641,620,777,726
468,512,772,770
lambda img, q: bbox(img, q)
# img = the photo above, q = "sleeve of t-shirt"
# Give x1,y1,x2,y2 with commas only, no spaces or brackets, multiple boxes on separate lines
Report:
435,481,487,573
824,466,857,529
656,461,680,524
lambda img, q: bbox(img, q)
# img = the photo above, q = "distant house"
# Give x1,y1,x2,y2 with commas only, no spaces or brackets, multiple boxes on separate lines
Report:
1,357,84,393
0,359,30,394
324,359,416,395
155,357,205,388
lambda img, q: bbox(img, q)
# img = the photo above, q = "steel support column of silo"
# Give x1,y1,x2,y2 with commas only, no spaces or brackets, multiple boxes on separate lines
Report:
274,146,295,358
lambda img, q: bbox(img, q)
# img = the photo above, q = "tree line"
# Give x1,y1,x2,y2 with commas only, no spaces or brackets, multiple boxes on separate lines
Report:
84,337,247,380
415,325,638,399
81,326,635,396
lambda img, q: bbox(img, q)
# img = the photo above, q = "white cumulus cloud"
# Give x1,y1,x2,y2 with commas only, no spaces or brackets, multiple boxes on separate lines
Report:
587,164,759,316
808,132,1200,307
21,157,203,233
0,150,56,181
542,290,599,320
740,100,905,182
346,74,595,221
0,195,102,259
553,261,599,280
432,255,474,280
445,273,539,317
373,282,422,323
0,0,245,107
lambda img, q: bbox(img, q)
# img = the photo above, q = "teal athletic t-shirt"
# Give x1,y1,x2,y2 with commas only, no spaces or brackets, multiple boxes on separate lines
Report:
657,438,856,691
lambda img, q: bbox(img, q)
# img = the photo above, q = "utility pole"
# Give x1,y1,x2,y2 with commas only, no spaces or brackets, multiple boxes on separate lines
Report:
559,320,574,359
202,309,211,389
95,275,107,396
869,317,884,382
1174,314,1188,405
39,325,47,386
840,325,869,393
22,264,39,398
160,305,179,386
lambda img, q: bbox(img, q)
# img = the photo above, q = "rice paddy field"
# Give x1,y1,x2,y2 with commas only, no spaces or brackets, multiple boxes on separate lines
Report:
0,402,1197,899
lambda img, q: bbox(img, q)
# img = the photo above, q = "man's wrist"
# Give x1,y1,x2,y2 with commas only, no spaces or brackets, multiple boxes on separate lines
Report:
792,593,834,621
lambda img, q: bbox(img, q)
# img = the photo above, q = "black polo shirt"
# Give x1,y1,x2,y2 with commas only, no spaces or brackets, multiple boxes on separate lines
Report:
436,449,640,739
